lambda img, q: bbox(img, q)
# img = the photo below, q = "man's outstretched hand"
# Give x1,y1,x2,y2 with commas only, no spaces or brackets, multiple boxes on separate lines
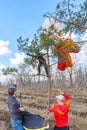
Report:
58,89,64,95
19,107,25,112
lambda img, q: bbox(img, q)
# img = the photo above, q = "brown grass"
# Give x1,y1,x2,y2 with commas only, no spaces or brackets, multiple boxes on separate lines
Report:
0,87,87,130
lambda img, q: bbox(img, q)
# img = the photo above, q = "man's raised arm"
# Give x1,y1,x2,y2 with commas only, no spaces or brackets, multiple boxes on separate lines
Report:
26,53,36,58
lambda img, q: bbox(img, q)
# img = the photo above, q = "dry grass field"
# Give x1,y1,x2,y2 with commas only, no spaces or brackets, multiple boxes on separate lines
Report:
0,87,87,130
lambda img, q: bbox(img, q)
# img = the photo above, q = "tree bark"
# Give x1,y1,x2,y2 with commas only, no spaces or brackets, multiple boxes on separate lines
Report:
47,47,51,121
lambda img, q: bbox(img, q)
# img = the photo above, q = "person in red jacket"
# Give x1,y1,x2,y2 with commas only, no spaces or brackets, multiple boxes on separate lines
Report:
49,89,71,130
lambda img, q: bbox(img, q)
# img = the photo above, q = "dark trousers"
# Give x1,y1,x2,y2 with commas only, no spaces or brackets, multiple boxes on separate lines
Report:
54,126,69,130
38,61,48,75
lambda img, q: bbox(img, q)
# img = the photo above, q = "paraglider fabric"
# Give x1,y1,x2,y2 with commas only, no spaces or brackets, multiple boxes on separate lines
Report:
22,111,50,130
55,38,80,71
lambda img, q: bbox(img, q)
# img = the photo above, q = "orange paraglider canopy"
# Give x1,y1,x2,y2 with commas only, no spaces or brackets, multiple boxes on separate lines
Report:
55,38,80,71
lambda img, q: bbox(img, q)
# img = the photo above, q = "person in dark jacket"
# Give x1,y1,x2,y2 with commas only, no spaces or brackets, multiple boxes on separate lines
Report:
27,51,49,77
7,86,24,130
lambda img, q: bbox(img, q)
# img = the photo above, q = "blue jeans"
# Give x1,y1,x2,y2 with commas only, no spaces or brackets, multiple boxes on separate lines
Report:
10,120,24,130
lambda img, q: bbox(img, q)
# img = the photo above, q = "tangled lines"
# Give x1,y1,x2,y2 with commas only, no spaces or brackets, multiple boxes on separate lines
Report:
55,38,80,71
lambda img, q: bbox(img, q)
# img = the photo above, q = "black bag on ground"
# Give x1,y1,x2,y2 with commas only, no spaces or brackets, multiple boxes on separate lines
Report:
22,111,50,130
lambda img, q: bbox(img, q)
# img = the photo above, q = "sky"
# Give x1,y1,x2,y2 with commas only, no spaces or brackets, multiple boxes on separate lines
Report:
0,0,59,68
0,0,86,71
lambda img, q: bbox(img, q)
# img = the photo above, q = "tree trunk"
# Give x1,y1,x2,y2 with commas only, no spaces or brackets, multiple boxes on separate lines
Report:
47,47,51,121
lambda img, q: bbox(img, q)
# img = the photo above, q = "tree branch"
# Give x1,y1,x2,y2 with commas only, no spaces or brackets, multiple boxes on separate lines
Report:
68,0,73,22
57,19,87,29
51,62,58,67
75,40,87,43
45,15,87,29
